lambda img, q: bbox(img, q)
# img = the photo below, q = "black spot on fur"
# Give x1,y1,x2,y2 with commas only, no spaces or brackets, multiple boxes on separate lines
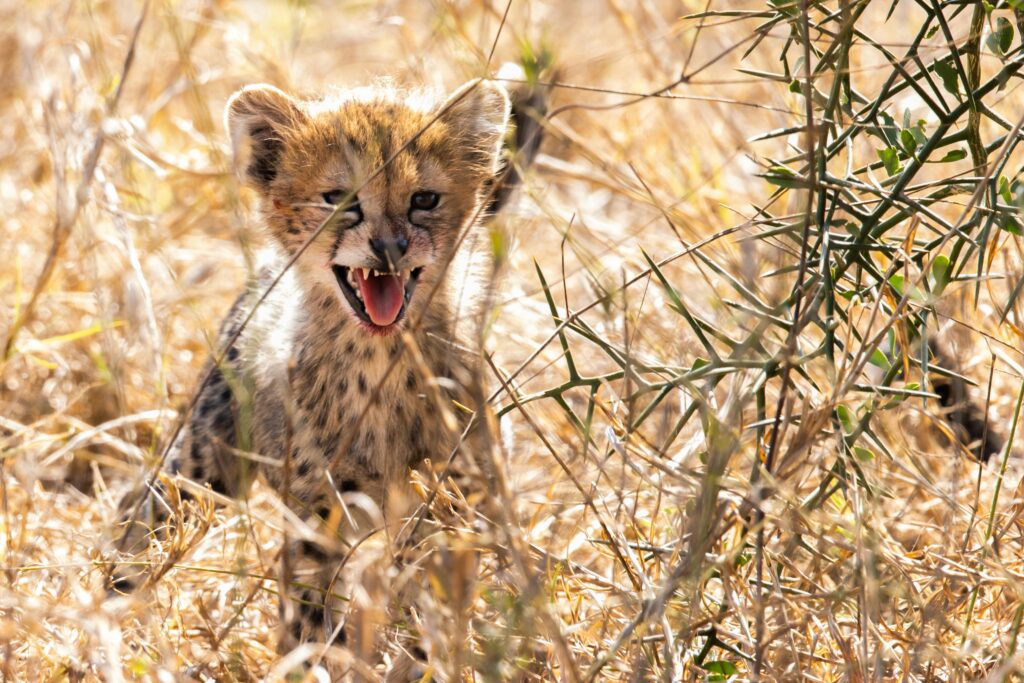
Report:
300,598,322,621
338,377,348,395
297,460,311,478
214,408,234,431
191,461,205,482
409,448,427,467
208,474,228,495
247,125,282,187
289,618,305,642
345,341,355,355
195,398,212,420
357,373,367,394
362,346,375,361
109,574,135,594
314,407,328,432
168,451,185,474
340,479,359,492
406,371,416,390
299,540,328,562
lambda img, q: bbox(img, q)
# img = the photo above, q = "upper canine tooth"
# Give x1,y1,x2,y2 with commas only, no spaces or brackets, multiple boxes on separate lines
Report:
361,268,370,280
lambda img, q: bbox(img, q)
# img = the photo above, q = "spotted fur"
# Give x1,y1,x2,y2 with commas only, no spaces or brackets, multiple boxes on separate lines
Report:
111,75,543,661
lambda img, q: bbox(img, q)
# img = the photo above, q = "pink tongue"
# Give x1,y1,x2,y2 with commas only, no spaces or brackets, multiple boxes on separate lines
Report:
356,271,405,326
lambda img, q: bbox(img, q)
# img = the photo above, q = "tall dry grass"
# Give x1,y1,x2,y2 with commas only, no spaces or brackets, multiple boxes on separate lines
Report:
1,0,1023,680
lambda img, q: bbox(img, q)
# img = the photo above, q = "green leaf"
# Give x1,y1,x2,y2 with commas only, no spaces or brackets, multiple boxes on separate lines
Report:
933,57,960,97
853,446,875,462
888,273,906,296
1000,176,1013,204
926,25,939,39
930,254,951,295
877,146,901,176
1012,179,1024,208
836,404,856,435
998,212,1022,235
882,382,922,409
888,273,924,301
704,660,738,681
899,129,917,155
987,17,1014,56
911,120,928,146
879,111,899,146
869,348,891,370
764,164,803,189
937,148,967,163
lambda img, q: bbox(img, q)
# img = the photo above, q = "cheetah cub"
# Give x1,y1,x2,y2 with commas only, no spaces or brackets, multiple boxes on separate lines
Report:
112,75,540,659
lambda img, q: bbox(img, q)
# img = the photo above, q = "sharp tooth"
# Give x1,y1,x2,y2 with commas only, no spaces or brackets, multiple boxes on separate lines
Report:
362,268,370,280
374,269,382,277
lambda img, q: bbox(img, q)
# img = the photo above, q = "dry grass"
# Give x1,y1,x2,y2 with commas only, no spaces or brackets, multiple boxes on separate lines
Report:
2,0,1024,680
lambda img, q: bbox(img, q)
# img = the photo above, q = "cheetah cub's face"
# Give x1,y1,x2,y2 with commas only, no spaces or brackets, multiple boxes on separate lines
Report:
225,80,510,335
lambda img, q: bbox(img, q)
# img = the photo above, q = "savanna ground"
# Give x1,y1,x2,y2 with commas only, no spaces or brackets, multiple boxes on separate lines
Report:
2,0,1024,680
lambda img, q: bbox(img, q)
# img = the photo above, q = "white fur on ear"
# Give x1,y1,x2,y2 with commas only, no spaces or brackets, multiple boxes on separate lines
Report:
224,84,305,189
439,79,511,173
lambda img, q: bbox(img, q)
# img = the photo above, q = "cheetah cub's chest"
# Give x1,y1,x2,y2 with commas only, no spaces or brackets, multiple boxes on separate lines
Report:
283,322,448,503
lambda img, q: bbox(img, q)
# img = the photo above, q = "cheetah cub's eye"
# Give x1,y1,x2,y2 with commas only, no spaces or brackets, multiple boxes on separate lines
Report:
410,191,440,211
322,189,361,214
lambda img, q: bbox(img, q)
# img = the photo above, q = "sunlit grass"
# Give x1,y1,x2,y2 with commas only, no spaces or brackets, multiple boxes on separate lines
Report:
1,1,1023,680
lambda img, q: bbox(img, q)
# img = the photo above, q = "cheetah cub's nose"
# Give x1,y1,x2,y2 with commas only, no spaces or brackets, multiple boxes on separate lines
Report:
369,236,409,265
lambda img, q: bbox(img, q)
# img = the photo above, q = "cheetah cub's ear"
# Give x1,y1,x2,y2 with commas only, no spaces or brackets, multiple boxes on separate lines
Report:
225,84,306,191
437,79,511,175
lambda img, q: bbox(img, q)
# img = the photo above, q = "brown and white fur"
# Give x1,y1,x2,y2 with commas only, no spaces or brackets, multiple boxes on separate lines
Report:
111,74,544,666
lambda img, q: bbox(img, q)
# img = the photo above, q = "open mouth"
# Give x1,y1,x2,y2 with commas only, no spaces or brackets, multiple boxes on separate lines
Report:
331,265,423,330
